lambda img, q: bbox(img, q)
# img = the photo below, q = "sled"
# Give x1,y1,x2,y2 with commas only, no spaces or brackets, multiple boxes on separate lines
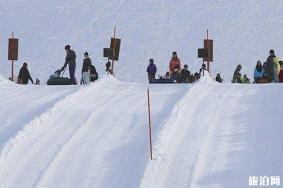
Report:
47,69,71,85
151,78,176,84
256,77,271,84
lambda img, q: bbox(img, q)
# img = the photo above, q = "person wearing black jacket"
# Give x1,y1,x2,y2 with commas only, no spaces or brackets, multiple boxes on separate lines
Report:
180,64,190,83
61,45,77,85
17,62,33,84
216,73,223,83
81,52,92,84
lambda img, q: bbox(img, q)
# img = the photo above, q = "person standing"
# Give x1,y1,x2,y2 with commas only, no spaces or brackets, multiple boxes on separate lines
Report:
81,52,92,84
147,59,157,83
169,52,181,75
61,45,77,85
17,62,33,85
266,49,276,81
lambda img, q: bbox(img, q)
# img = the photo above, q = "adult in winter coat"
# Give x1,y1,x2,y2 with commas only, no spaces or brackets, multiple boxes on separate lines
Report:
232,64,242,83
17,62,33,84
266,49,276,81
254,61,264,83
61,45,77,85
169,52,181,74
216,73,223,83
180,64,190,83
81,52,92,84
147,59,157,83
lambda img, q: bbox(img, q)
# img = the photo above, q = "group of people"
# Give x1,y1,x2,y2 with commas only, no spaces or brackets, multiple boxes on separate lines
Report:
146,51,223,83
17,45,99,85
253,49,283,83
233,49,283,84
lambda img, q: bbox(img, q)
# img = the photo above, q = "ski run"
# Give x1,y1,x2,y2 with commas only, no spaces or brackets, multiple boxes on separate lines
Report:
0,74,282,188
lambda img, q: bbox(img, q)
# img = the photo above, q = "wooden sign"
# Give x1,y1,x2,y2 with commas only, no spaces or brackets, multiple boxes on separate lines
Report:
110,38,121,61
204,39,213,62
103,48,113,58
198,48,208,58
8,38,19,61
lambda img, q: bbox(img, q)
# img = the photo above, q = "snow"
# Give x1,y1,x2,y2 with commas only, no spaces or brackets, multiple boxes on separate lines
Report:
0,74,282,188
1,1,283,82
0,0,282,187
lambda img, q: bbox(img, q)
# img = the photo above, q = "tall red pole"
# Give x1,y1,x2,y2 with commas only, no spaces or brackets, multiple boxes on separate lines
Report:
206,29,210,73
11,32,14,81
111,27,116,75
147,89,153,160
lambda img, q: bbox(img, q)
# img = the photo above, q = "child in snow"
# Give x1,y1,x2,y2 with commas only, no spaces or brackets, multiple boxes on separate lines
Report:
146,59,157,83
216,73,223,83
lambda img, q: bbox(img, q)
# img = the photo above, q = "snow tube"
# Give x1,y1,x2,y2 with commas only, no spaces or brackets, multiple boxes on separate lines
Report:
256,77,271,83
47,76,71,85
151,78,176,84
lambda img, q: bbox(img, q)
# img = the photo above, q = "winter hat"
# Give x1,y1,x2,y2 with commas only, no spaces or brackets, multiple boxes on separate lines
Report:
149,59,154,63
172,52,177,55
269,49,275,55
84,52,89,56
65,45,71,50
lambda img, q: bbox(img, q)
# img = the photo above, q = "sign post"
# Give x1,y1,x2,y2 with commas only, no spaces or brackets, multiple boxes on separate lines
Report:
103,27,121,75
111,27,116,74
8,32,19,81
204,29,213,72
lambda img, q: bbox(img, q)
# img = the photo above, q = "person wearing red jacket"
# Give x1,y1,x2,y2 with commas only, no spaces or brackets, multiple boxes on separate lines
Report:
279,61,283,83
169,52,181,74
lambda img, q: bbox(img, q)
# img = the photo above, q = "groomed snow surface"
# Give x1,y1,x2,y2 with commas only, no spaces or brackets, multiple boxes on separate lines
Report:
0,74,282,188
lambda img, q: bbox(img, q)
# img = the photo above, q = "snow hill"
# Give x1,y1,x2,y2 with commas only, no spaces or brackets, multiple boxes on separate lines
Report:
0,74,282,188
0,1,283,188
1,1,283,82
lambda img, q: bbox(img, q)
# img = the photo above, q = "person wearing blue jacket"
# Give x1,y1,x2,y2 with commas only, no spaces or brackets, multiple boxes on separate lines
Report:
254,60,264,83
147,59,157,83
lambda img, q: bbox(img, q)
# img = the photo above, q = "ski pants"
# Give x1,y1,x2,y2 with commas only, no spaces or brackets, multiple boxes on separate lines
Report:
148,74,155,83
82,71,90,84
69,64,76,85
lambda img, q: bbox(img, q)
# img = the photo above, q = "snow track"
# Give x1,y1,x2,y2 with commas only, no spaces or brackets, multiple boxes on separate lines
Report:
0,75,282,188
0,76,190,188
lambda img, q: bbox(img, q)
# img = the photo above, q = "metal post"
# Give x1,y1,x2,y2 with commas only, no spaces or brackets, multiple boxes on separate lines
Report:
11,32,14,81
206,29,210,73
147,89,153,160
111,27,116,75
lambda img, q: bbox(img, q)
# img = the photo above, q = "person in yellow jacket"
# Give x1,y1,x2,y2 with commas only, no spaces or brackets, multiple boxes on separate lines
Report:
273,57,280,82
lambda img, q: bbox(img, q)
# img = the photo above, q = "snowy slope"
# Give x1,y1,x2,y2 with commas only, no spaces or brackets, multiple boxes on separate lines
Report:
0,75,282,188
1,0,283,82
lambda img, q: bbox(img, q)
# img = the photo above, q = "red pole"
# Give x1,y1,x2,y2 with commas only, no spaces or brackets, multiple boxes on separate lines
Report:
111,27,116,75
206,29,210,73
11,32,14,81
147,89,153,160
